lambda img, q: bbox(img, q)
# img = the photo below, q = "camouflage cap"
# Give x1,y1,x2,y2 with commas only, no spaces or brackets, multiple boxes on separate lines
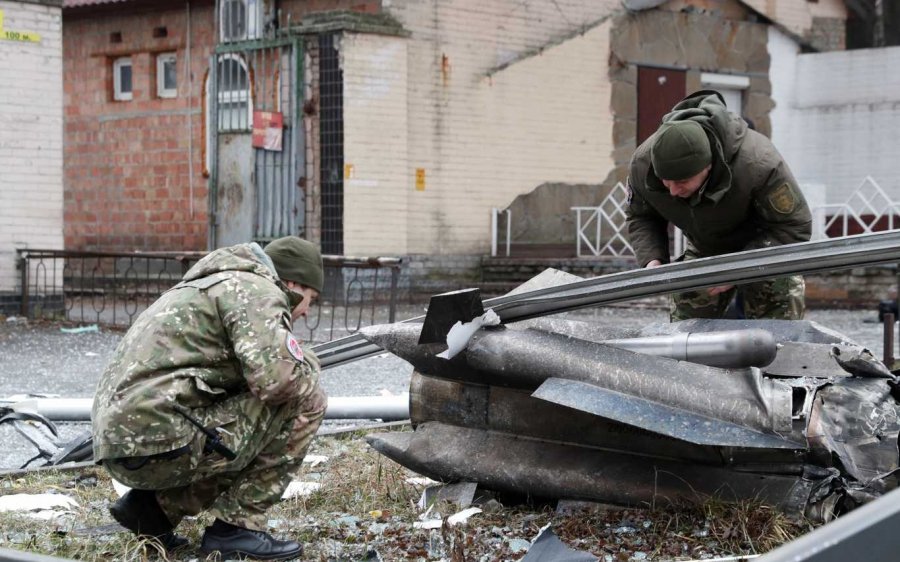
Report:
650,120,712,181
264,237,324,292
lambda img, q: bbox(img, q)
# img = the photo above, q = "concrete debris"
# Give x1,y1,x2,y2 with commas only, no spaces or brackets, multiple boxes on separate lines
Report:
0,493,78,520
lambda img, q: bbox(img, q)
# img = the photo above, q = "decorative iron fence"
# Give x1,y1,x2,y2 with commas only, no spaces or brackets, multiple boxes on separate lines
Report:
574,177,900,258
819,176,900,238
572,182,634,257
17,249,400,343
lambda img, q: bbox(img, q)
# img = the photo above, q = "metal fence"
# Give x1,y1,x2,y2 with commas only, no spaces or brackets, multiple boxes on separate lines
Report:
17,249,400,343
574,177,900,257
572,181,634,257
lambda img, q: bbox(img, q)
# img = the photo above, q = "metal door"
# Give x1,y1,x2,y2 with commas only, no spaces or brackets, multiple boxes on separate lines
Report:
637,66,686,146
209,37,305,248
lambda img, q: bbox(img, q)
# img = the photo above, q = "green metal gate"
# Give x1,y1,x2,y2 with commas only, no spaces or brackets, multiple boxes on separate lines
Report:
208,35,305,247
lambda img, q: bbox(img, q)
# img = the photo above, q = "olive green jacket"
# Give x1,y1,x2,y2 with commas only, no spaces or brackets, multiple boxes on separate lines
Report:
625,90,812,267
92,243,319,460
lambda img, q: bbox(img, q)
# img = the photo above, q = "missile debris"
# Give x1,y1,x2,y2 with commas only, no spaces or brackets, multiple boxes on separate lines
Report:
362,295,900,523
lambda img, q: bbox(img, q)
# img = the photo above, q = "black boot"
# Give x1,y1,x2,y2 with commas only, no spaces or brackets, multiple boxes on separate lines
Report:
200,519,303,560
110,489,189,551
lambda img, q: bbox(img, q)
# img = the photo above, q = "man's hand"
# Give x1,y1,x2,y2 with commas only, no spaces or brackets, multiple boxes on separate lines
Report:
645,260,663,268
707,284,734,296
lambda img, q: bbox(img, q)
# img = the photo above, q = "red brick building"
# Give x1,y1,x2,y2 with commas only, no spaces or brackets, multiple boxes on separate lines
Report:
64,0,213,251
63,0,382,253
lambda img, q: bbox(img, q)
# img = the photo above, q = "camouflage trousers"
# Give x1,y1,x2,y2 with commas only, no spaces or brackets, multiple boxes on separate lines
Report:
671,275,806,322
105,385,327,530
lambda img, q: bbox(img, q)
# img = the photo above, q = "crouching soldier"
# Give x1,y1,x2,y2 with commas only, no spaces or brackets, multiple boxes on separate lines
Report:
92,236,328,560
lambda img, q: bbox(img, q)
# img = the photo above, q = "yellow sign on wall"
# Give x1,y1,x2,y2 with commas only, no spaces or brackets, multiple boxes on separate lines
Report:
0,10,42,43
415,168,426,191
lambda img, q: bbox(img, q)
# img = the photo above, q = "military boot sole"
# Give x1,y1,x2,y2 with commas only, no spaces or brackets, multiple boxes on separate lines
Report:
199,545,303,561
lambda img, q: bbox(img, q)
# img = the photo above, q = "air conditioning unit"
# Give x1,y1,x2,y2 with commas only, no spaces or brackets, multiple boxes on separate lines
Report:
220,0,261,42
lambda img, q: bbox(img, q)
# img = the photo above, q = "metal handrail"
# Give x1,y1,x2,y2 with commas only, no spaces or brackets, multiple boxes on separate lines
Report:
572,177,900,258
314,231,900,367
17,248,402,342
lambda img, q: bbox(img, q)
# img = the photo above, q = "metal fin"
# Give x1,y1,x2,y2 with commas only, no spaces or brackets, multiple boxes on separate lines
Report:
532,378,804,449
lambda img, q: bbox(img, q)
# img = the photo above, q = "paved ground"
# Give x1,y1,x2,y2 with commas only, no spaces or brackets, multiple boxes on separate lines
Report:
0,304,890,470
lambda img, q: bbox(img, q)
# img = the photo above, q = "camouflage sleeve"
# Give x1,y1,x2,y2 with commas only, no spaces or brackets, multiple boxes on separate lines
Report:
220,288,318,405
744,158,812,251
625,176,671,267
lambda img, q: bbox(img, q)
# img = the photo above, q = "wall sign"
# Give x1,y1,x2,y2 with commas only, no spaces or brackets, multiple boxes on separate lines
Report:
0,10,42,43
415,168,426,191
251,111,283,151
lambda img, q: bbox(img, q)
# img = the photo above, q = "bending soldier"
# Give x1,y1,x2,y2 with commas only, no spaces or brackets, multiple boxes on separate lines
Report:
92,236,327,560
625,90,812,320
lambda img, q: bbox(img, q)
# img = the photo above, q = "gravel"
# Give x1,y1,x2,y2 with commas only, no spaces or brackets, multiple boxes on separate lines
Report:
0,305,890,470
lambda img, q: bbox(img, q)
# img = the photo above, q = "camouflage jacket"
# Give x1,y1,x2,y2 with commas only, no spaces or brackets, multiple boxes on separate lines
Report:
92,243,320,461
625,90,812,267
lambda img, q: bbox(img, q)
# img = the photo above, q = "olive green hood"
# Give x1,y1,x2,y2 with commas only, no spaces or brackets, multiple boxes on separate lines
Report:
657,90,748,204
182,243,280,286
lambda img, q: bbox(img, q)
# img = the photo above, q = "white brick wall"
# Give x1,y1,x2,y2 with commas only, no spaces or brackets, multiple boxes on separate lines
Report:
342,0,618,255
771,27,900,206
0,0,63,293
342,33,410,254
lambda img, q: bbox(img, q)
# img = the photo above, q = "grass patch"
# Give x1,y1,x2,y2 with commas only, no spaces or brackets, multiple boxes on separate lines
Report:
0,430,809,561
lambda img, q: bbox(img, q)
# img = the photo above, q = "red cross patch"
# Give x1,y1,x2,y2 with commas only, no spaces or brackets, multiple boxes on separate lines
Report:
286,333,304,362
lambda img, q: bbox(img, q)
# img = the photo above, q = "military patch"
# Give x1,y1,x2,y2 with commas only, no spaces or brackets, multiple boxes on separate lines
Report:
768,183,797,215
286,333,304,362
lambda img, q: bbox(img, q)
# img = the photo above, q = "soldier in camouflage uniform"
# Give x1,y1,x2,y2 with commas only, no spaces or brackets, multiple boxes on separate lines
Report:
625,90,812,321
92,236,327,561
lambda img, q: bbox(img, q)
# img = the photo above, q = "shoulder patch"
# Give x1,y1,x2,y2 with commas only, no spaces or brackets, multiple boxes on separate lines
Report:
768,183,797,215
286,333,304,362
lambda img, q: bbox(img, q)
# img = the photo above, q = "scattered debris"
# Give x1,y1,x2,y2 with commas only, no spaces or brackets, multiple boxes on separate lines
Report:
437,309,500,359
0,493,78,520
281,481,322,499
446,506,481,525
416,482,477,509
522,524,597,561
0,434,804,560
303,454,329,467
60,325,99,334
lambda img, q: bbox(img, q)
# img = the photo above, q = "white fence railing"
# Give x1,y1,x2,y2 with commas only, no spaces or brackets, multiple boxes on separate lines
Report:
572,182,633,257
573,177,900,258
491,207,511,257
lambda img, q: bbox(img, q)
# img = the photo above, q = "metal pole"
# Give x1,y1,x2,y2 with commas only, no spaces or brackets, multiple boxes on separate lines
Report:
575,209,582,257
388,266,399,323
884,312,895,367
490,208,498,257
505,209,511,257
18,251,29,318
2,396,410,422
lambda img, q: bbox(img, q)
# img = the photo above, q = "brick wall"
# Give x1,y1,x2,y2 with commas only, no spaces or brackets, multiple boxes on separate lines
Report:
742,0,845,38
0,0,63,293
343,0,619,256
63,2,215,252
341,32,410,254
770,29,900,206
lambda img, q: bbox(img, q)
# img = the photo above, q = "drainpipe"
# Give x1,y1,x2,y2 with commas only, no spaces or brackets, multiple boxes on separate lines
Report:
186,1,195,219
